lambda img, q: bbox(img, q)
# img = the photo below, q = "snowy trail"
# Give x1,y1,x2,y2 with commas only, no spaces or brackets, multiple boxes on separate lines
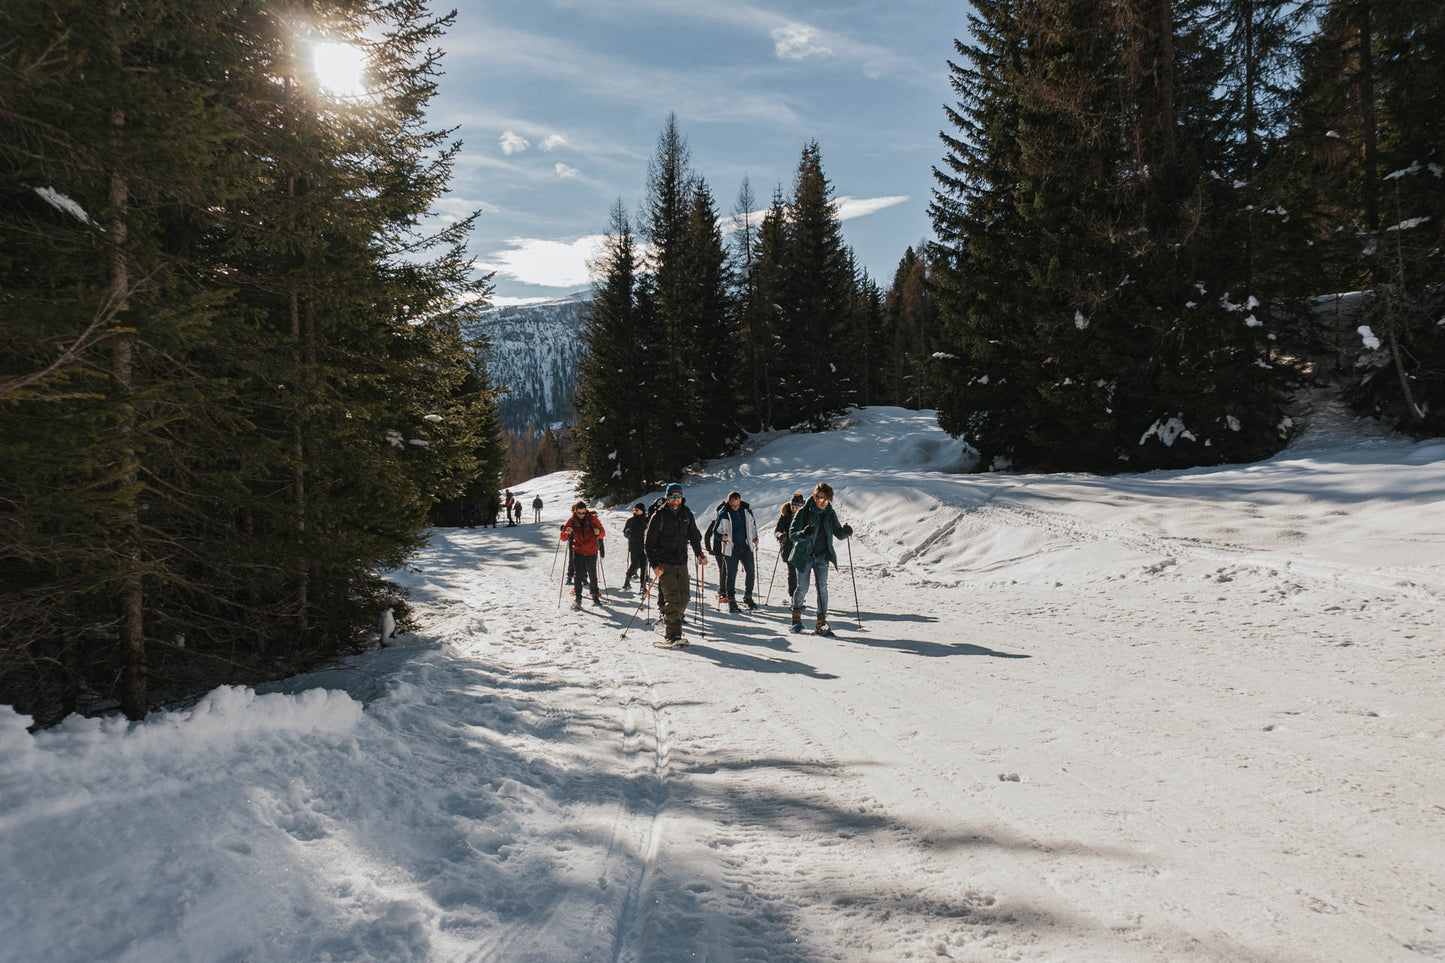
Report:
3,408,1443,962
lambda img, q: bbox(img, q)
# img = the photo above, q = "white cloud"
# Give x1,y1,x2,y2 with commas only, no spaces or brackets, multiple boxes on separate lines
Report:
475,236,607,288
773,22,831,60
833,195,910,220
500,130,530,155
554,163,581,180
540,134,567,151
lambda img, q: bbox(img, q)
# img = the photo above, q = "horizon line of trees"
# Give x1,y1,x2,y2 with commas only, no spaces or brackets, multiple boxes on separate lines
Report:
929,0,1443,473
1,0,505,723
573,116,941,501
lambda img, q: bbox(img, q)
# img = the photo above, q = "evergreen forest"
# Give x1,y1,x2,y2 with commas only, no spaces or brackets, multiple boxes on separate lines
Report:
1,0,506,722
574,0,1442,495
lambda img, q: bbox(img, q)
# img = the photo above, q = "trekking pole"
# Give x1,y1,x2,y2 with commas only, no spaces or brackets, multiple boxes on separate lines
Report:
550,536,562,577
696,557,706,637
558,547,571,608
621,572,662,638
598,549,608,590
846,536,862,629
764,548,780,605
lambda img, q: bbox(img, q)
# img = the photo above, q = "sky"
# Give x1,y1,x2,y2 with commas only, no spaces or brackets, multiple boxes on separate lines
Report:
419,0,962,304
5,404,1443,960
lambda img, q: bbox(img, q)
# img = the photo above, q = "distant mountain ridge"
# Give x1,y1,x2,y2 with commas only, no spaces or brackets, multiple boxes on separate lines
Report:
467,292,590,434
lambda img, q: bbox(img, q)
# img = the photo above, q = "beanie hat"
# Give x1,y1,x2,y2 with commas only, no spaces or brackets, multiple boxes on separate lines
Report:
791,492,805,506
634,503,645,511
665,483,683,497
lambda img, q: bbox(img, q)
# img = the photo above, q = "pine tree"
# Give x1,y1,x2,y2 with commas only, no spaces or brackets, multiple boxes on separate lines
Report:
679,180,740,457
775,141,855,430
1290,0,1445,433
575,201,651,499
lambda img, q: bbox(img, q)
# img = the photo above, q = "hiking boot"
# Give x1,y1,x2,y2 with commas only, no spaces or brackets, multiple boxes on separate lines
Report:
592,594,602,604
728,601,741,613
572,595,582,610
744,597,758,610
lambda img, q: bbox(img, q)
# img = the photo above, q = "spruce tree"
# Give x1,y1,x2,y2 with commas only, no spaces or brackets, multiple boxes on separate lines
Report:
575,201,651,499
775,142,854,430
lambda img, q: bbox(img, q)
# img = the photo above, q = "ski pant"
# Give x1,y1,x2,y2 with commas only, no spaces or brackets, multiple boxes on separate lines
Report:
792,553,830,618
656,563,691,636
723,545,756,602
626,548,649,586
572,553,599,598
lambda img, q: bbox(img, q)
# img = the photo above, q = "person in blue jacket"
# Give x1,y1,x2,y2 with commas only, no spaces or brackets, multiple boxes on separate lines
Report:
787,482,852,635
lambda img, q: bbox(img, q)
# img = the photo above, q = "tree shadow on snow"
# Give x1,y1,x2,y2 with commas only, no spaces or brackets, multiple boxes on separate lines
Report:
844,633,1031,659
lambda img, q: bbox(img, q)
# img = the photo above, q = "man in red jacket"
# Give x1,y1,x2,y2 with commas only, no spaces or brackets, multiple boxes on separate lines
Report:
561,500,606,608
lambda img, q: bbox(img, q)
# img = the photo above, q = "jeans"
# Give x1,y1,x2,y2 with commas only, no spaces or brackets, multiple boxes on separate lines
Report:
792,553,829,617
723,545,756,601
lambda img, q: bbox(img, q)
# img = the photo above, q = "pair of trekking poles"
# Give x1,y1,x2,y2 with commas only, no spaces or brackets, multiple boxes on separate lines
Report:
619,558,708,639
551,537,608,607
764,536,863,629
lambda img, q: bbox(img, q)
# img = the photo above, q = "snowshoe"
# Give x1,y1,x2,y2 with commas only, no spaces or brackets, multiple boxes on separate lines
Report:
815,622,834,637
790,622,805,634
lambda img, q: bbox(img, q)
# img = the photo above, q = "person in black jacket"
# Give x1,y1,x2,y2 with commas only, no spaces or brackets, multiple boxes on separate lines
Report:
644,483,706,645
774,492,804,600
622,503,650,590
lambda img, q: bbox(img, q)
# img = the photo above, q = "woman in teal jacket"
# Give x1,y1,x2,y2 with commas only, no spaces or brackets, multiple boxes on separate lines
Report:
787,482,852,635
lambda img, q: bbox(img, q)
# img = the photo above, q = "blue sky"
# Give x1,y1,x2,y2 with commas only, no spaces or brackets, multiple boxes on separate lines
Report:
419,1,964,304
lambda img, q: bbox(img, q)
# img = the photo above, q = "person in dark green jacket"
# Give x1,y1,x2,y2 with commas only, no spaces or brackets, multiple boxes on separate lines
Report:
787,482,853,635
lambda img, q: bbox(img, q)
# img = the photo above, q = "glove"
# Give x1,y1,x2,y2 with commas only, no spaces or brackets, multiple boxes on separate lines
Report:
800,524,814,538
774,531,782,542
841,524,853,537
599,540,605,557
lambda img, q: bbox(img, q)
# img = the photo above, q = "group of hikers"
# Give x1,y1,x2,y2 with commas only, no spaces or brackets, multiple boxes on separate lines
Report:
557,481,853,647
461,489,545,528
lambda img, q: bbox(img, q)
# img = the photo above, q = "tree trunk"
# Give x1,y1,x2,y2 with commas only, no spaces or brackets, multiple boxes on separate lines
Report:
110,106,147,720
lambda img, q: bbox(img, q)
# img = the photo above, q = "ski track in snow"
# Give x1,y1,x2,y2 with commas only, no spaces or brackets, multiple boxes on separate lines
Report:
4,409,1444,962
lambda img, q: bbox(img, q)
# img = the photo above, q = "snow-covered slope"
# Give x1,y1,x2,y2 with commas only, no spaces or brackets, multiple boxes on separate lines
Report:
3,408,1443,962
468,293,589,434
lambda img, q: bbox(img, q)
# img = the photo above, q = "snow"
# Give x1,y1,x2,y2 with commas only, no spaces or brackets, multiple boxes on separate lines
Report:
3,407,1445,961
33,186,93,225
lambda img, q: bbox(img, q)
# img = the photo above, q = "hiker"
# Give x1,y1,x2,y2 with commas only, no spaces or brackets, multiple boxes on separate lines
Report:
644,483,706,646
484,493,502,528
702,501,728,604
459,504,476,528
504,489,516,526
532,494,544,523
774,492,804,601
513,501,524,525
713,490,759,612
622,503,650,591
787,482,852,635
561,500,606,608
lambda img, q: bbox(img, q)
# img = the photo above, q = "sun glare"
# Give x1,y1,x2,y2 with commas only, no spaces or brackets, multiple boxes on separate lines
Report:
311,41,369,97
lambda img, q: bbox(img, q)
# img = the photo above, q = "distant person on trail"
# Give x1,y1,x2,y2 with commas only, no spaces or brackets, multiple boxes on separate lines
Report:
532,495,544,523
484,493,501,528
713,490,760,612
775,492,804,601
787,482,852,636
459,504,476,528
561,500,606,608
504,489,516,526
622,504,650,591
644,483,706,647
513,501,524,525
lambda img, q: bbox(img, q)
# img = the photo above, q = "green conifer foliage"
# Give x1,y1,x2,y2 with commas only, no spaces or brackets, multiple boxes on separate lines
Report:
774,142,855,430
576,202,651,499
1,0,502,721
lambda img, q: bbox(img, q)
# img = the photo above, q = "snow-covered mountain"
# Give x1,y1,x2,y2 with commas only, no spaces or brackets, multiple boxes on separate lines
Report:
468,292,590,434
